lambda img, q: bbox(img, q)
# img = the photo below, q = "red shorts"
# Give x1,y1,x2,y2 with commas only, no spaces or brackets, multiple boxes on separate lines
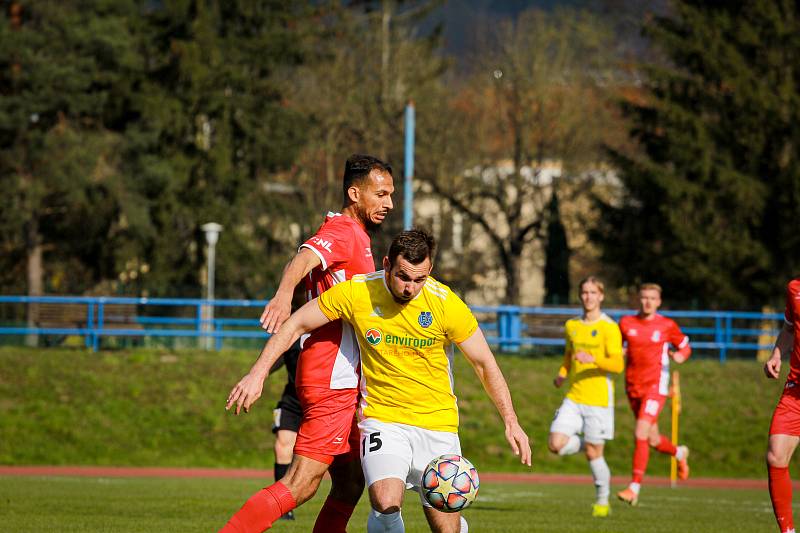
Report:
293,386,360,465
628,392,668,424
770,383,800,436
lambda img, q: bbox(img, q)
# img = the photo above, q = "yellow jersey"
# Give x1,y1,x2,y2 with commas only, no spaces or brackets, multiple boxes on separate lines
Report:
317,271,479,432
559,313,624,407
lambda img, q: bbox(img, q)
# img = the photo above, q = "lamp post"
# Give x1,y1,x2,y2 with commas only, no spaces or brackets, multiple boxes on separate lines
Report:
201,222,222,350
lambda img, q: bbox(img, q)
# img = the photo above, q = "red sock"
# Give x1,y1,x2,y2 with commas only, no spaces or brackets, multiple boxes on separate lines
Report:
312,497,357,533
632,438,650,484
769,465,795,533
219,481,297,533
654,434,677,456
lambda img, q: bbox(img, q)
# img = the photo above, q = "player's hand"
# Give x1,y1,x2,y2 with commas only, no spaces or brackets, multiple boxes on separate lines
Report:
764,356,781,379
575,351,595,364
553,375,566,388
259,294,291,333
671,350,688,364
504,421,532,467
226,372,266,414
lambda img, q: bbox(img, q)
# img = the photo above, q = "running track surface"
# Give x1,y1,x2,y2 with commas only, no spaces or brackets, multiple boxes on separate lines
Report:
0,466,777,490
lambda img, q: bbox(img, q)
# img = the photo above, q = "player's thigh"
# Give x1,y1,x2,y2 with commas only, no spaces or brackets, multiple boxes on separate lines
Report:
423,506,461,533
581,403,614,444
359,419,414,490
549,398,583,438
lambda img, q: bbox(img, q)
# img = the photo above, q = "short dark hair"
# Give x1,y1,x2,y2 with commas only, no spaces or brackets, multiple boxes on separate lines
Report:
387,228,436,266
342,154,393,204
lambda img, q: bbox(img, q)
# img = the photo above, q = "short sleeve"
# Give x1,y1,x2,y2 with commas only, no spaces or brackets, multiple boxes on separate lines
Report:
444,291,479,344
604,321,623,357
317,280,355,322
668,319,689,349
300,221,353,272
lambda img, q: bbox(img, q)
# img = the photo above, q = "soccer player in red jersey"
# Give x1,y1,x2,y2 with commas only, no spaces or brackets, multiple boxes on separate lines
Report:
219,154,394,533
764,277,800,533
616,283,691,506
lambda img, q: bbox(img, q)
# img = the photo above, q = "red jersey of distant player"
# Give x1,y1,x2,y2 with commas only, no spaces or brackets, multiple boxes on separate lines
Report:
619,314,691,398
782,278,800,384
296,211,374,389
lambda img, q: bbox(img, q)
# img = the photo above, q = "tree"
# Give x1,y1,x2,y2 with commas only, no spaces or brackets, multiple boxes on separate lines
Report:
418,9,626,304
595,0,800,308
276,0,447,256
123,0,310,298
0,1,145,342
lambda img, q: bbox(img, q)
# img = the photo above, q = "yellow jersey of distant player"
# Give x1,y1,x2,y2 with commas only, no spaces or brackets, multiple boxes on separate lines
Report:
558,313,624,407
317,271,479,432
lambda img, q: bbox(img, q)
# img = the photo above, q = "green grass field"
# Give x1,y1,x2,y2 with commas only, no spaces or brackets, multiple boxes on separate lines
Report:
0,346,786,478
0,475,779,532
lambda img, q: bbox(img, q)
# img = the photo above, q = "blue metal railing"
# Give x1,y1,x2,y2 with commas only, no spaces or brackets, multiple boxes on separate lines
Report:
0,295,785,360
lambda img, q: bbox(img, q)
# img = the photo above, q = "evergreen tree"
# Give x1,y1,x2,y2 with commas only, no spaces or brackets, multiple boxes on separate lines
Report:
596,1,800,308
0,0,144,298
124,0,309,298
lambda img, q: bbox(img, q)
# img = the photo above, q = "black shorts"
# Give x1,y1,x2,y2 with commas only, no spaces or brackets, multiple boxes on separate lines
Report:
272,382,302,433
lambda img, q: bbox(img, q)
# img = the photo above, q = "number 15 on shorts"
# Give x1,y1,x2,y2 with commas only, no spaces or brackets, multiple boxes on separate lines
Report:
362,432,383,456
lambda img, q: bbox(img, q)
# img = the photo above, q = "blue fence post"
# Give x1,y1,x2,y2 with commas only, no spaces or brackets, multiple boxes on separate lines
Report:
509,308,521,353
715,314,726,363
497,309,508,352
85,301,94,349
215,318,223,351
196,303,204,349
94,299,104,352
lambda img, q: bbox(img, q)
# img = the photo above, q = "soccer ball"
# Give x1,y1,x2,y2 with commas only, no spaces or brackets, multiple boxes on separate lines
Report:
421,454,480,512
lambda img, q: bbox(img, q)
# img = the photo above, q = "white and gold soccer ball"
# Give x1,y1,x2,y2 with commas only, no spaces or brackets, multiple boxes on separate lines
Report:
421,454,480,513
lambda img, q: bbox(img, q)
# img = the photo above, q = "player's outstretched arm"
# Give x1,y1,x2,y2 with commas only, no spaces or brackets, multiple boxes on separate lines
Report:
458,328,532,467
228,299,331,414
765,321,794,379
260,248,321,333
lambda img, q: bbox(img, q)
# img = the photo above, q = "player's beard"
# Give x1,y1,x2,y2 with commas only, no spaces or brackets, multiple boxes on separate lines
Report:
357,204,386,232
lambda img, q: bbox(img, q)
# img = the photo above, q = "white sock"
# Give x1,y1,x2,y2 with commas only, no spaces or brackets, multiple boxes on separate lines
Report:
368,509,405,533
675,445,687,461
629,482,641,494
459,515,468,532
558,434,583,456
589,456,610,505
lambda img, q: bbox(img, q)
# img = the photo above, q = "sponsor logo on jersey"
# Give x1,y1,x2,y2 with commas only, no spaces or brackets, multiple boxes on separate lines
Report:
418,311,433,328
651,330,661,342
365,247,373,257
365,328,383,346
311,237,333,253
385,334,435,348
628,328,638,336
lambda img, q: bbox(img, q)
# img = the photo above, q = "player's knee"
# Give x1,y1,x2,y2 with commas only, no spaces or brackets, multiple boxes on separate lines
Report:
648,434,661,447
767,449,790,468
547,435,562,454
370,498,401,515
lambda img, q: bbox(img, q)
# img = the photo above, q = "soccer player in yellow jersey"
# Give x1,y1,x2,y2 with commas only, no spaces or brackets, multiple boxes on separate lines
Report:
547,276,623,518
227,229,531,533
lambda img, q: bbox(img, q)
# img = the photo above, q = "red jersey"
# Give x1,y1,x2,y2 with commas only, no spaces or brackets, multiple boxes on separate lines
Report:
619,313,690,398
296,212,375,389
784,278,800,384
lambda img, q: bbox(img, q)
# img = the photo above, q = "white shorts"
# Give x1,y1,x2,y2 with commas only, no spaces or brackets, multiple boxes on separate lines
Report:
549,397,614,444
359,418,461,507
